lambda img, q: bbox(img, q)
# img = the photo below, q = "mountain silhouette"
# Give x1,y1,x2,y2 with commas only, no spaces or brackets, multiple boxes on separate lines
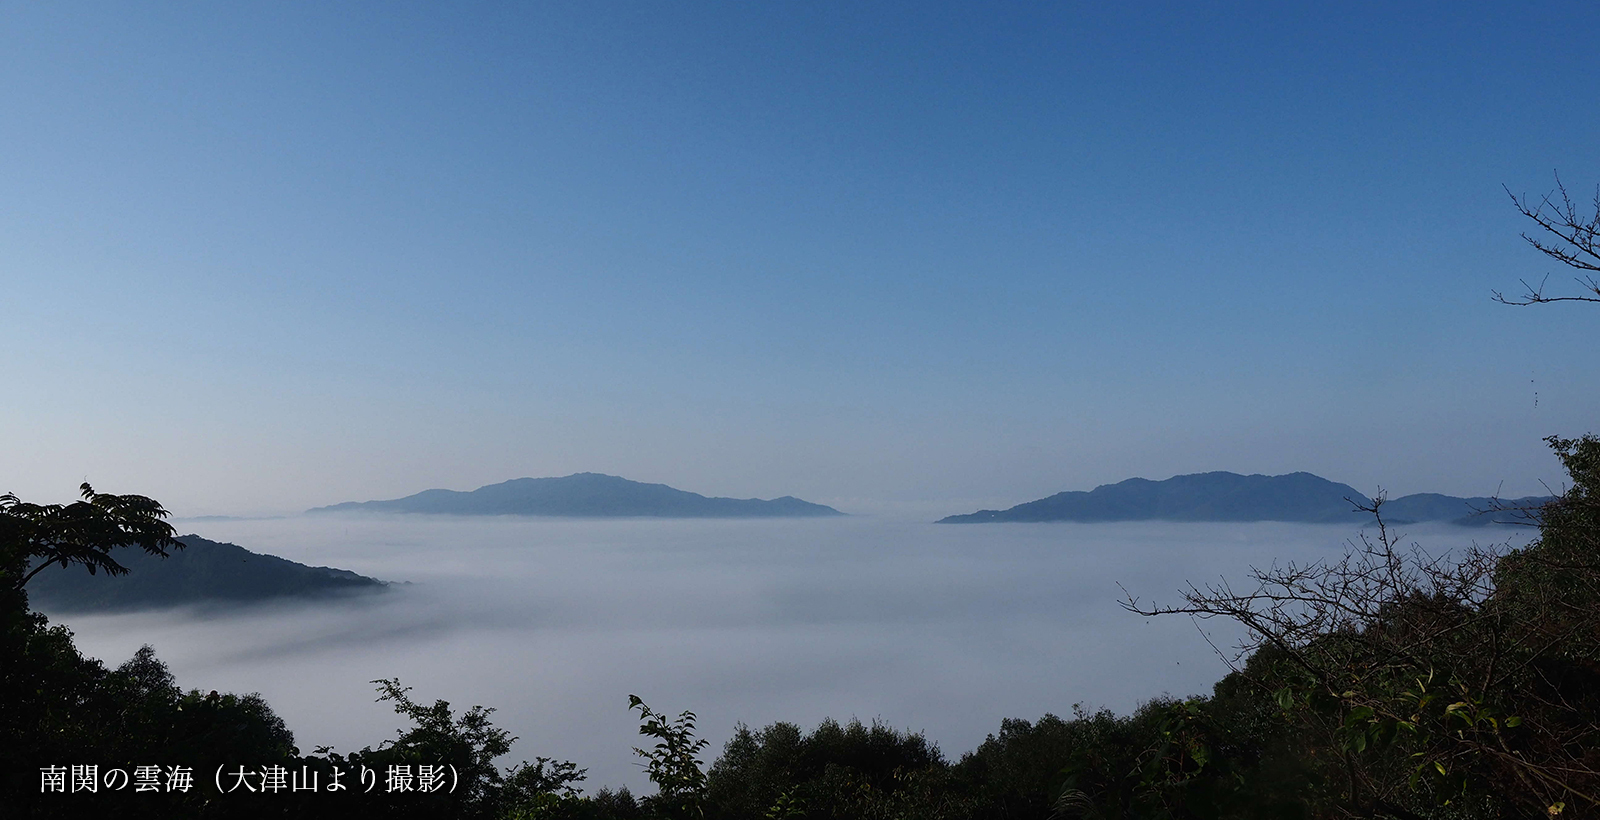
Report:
938,471,1544,525
308,473,845,518
26,535,387,612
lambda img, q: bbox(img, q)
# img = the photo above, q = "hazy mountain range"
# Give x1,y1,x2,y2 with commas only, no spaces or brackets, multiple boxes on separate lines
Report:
308,472,845,518
938,471,1546,526
26,535,387,612
27,471,1542,611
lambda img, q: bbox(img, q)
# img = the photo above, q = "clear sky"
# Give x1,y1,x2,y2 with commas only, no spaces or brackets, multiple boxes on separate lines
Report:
4,2,1598,515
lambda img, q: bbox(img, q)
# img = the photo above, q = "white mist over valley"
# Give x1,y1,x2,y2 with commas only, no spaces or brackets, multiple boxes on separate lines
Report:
42,514,1513,792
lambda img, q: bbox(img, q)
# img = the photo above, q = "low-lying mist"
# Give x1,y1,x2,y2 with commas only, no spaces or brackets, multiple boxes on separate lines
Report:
43,514,1496,791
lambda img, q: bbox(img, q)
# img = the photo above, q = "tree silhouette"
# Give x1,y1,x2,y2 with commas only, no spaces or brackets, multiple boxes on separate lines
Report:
1496,174,1600,306
1,482,180,593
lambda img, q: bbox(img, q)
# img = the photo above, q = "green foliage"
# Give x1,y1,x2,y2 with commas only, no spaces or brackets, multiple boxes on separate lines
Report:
951,696,1310,820
1118,434,1600,818
957,713,1083,816
0,622,301,818
629,695,710,818
371,677,515,803
704,715,968,820
1,483,180,595
503,757,588,800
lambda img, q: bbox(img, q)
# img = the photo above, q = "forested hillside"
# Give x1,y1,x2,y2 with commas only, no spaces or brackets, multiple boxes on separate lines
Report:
26,534,386,612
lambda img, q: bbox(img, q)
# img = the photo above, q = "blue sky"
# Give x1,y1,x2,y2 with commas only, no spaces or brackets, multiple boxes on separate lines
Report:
4,2,1598,514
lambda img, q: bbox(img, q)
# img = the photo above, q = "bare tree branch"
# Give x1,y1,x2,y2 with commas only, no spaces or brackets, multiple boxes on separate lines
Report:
1496,174,1600,305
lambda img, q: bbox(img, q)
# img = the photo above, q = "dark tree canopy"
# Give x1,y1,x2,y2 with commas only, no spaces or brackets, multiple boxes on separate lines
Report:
0,482,180,593
1122,435,1600,818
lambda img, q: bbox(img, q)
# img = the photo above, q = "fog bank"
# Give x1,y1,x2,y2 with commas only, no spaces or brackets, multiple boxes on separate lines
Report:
46,514,1507,791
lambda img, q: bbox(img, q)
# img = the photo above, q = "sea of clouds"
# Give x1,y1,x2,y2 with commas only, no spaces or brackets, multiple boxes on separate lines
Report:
46,514,1509,791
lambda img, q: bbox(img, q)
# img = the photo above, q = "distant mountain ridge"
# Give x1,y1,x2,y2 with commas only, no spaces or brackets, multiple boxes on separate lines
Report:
308,473,845,518
938,471,1545,526
26,535,387,612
